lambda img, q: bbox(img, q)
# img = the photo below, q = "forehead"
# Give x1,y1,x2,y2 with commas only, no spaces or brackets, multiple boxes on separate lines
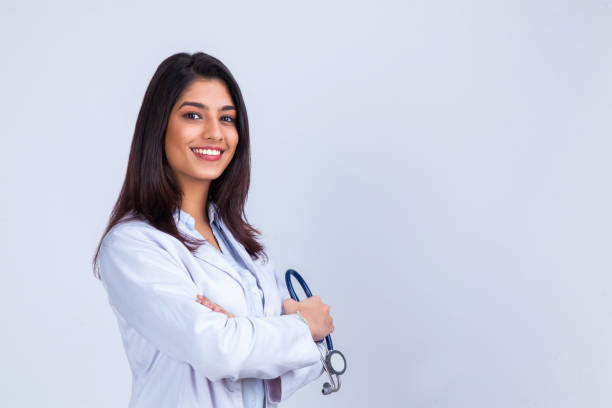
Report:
177,78,233,105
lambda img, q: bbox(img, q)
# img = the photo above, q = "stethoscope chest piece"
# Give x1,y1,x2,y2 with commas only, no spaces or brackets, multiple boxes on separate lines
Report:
285,269,347,395
326,349,346,375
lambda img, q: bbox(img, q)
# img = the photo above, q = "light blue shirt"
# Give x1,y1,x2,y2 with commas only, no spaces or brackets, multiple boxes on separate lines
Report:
176,204,266,408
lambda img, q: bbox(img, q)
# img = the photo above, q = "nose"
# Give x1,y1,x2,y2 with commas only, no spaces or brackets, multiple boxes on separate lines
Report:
204,117,223,141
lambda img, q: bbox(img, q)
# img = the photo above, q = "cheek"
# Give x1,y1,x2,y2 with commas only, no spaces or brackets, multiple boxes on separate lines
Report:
226,136,239,163
164,131,186,169
227,130,239,151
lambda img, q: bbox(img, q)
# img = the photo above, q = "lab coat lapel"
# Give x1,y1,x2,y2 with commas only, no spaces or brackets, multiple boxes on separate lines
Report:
176,220,247,292
215,215,262,280
194,243,245,286
214,215,270,310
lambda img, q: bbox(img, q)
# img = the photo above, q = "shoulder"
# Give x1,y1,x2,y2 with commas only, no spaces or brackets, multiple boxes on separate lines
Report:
96,216,185,278
100,215,182,256
102,217,158,247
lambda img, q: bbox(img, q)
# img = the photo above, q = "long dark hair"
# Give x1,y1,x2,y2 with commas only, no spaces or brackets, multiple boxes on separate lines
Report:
92,51,267,279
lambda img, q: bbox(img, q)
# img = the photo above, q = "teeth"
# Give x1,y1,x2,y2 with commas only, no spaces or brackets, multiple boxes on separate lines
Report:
192,148,221,156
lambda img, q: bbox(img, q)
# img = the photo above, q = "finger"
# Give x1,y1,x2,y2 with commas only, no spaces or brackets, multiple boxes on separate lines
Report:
196,295,213,308
219,307,234,318
196,295,233,317
213,305,233,318
211,302,224,311
282,298,298,314
210,303,231,316
197,299,233,318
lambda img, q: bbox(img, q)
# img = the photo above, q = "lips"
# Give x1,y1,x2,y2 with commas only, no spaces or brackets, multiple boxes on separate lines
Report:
191,147,223,153
191,147,223,162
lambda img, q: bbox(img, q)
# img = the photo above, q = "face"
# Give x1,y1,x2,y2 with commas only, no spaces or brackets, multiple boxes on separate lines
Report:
164,78,239,190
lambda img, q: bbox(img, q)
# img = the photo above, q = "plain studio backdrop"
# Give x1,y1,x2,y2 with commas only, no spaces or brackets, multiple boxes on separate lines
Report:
1,0,611,407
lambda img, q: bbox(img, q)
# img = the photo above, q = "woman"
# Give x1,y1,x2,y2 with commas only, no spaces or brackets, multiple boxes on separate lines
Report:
92,51,334,408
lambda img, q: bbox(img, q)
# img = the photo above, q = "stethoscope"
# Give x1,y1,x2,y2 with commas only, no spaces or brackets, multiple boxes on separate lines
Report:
285,269,347,395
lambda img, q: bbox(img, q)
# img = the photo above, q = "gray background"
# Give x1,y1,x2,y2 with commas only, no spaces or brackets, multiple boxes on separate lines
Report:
1,0,611,406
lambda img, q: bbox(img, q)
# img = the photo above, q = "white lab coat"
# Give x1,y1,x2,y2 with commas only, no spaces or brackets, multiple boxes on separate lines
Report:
96,206,326,407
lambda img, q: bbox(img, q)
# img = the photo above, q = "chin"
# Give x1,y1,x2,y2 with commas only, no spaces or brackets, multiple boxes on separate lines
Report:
194,172,222,181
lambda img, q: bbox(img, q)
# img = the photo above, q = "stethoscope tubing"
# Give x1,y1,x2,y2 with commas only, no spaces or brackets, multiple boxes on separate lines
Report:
285,269,333,351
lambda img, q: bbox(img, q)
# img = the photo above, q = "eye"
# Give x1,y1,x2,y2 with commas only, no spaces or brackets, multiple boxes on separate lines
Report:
183,112,201,120
221,115,235,123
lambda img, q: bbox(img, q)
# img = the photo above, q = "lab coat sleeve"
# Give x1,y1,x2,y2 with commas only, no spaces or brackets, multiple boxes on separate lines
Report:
263,259,326,403
97,226,322,382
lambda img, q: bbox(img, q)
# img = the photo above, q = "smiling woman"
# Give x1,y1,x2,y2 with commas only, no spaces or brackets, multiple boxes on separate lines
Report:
166,79,238,180
163,78,241,253
91,52,335,408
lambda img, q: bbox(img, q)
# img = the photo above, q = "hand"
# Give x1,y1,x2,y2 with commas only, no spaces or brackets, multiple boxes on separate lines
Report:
283,296,334,342
196,294,235,318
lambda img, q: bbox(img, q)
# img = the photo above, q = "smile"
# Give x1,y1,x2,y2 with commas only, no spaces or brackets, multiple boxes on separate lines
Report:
191,147,223,161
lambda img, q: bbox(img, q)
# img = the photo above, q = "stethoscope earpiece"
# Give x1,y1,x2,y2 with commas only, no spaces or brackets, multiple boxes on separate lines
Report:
285,269,346,395
322,382,333,395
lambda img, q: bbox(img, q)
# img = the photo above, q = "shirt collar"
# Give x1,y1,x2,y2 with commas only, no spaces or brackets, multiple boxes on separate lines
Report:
173,201,219,231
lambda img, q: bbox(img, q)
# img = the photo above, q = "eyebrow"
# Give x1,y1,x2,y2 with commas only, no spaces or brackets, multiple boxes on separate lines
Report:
178,101,236,111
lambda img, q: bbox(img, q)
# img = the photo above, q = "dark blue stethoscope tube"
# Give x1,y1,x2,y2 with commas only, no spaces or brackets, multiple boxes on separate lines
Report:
285,269,333,351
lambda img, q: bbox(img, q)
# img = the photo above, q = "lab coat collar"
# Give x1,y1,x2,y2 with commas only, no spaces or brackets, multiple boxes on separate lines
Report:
172,202,260,293
172,201,218,230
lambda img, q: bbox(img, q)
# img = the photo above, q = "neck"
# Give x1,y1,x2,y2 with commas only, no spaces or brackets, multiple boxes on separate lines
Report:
179,176,212,226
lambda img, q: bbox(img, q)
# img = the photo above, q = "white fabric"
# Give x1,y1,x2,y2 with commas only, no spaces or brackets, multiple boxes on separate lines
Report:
95,203,326,407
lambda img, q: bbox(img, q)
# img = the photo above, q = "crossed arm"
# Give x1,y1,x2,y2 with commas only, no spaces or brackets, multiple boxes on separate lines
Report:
98,228,326,401
194,262,329,402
